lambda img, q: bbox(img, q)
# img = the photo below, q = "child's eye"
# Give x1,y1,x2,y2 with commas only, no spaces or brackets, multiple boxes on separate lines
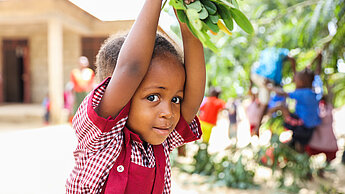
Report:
147,95,159,102
172,97,182,104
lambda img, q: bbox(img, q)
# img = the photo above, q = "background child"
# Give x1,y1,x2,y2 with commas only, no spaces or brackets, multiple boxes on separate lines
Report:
199,86,225,143
269,68,321,152
250,47,296,135
245,87,266,136
42,93,50,125
306,96,338,163
70,56,95,116
66,0,205,193
226,98,238,138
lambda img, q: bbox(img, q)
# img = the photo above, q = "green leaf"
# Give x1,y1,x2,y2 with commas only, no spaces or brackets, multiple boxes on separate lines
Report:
186,9,203,30
209,14,220,24
188,21,218,52
169,0,185,10
204,17,220,33
231,0,239,9
185,19,199,38
186,0,203,12
200,33,219,52
217,4,234,31
229,7,254,34
199,7,209,20
176,10,188,23
200,0,217,15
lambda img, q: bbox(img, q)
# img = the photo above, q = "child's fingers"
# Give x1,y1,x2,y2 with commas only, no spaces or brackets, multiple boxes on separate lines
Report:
184,0,195,4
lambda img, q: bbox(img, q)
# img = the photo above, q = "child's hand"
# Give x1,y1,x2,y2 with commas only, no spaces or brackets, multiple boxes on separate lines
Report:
184,0,195,4
266,82,274,91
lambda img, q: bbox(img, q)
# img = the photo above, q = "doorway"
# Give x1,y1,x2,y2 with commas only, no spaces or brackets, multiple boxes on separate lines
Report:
82,37,106,71
2,39,30,103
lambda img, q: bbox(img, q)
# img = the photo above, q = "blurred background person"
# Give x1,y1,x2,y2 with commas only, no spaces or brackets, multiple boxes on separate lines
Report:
227,98,238,139
70,56,95,116
250,47,296,135
199,86,226,143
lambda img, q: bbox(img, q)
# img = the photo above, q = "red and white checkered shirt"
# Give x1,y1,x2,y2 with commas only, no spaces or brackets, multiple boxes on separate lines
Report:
66,78,201,194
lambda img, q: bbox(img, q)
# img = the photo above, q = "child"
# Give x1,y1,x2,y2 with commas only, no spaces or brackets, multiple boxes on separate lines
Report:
199,86,225,143
70,56,95,116
227,98,238,138
306,96,338,163
42,93,50,125
66,0,205,193
269,68,321,152
245,90,265,136
250,47,296,135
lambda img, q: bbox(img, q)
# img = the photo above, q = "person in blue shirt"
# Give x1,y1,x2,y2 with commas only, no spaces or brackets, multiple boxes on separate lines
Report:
268,68,321,152
250,47,296,135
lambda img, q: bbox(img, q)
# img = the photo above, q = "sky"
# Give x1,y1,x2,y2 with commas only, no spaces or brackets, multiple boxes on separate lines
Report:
69,0,177,31
69,0,144,21
69,0,179,42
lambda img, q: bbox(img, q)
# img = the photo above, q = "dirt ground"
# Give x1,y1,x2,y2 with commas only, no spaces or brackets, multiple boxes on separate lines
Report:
171,161,345,194
170,105,345,194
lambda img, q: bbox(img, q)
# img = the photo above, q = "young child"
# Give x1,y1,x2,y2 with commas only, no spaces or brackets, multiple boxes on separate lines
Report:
269,68,321,152
226,98,238,138
66,0,205,193
70,56,95,116
245,87,266,136
199,86,225,143
245,94,263,136
250,47,296,135
306,96,338,163
42,93,50,125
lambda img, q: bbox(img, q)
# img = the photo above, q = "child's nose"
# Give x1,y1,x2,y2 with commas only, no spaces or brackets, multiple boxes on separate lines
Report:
159,102,173,119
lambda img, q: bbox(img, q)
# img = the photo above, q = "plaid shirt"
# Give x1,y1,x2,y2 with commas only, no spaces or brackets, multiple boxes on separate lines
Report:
66,78,201,194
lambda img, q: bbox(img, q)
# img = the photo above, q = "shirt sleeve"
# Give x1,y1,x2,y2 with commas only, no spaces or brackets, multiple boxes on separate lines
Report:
279,48,290,59
288,90,298,100
72,77,130,153
165,116,202,153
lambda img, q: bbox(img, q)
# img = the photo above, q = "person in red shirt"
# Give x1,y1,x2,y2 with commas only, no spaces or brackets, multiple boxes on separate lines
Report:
70,56,95,115
66,0,205,193
199,87,226,143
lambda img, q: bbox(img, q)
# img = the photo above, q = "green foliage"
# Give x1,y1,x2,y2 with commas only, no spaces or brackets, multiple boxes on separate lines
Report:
173,134,340,192
192,143,216,175
329,73,345,108
318,184,345,194
176,0,345,105
167,0,253,52
229,7,254,34
180,143,258,189
214,155,257,189
257,134,312,192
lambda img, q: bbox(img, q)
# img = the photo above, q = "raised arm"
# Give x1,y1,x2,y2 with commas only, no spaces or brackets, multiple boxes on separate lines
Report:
286,56,296,75
178,12,206,124
267,83,288,97
96,0,162,118
310,52,323,75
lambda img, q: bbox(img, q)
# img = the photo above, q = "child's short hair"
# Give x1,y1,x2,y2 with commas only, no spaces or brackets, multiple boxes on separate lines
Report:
95,34,126,83
209,86,222,97
152,34,183,64
95,33,183,83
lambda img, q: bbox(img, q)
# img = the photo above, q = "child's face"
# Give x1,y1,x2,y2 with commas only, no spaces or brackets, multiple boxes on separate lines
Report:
127,54,185,145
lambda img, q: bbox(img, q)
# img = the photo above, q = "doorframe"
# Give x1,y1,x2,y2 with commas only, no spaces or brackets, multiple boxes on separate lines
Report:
0,39,3,103
22,46,30,103
1,39,30,103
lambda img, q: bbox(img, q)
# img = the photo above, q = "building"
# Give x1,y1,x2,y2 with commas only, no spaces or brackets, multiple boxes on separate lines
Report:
0,0,134,122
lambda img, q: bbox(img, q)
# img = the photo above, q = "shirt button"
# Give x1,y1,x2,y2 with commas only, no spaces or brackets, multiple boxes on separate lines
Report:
117,165,124,173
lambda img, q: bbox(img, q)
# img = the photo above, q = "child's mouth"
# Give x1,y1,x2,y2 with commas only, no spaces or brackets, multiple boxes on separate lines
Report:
152,126,172,136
